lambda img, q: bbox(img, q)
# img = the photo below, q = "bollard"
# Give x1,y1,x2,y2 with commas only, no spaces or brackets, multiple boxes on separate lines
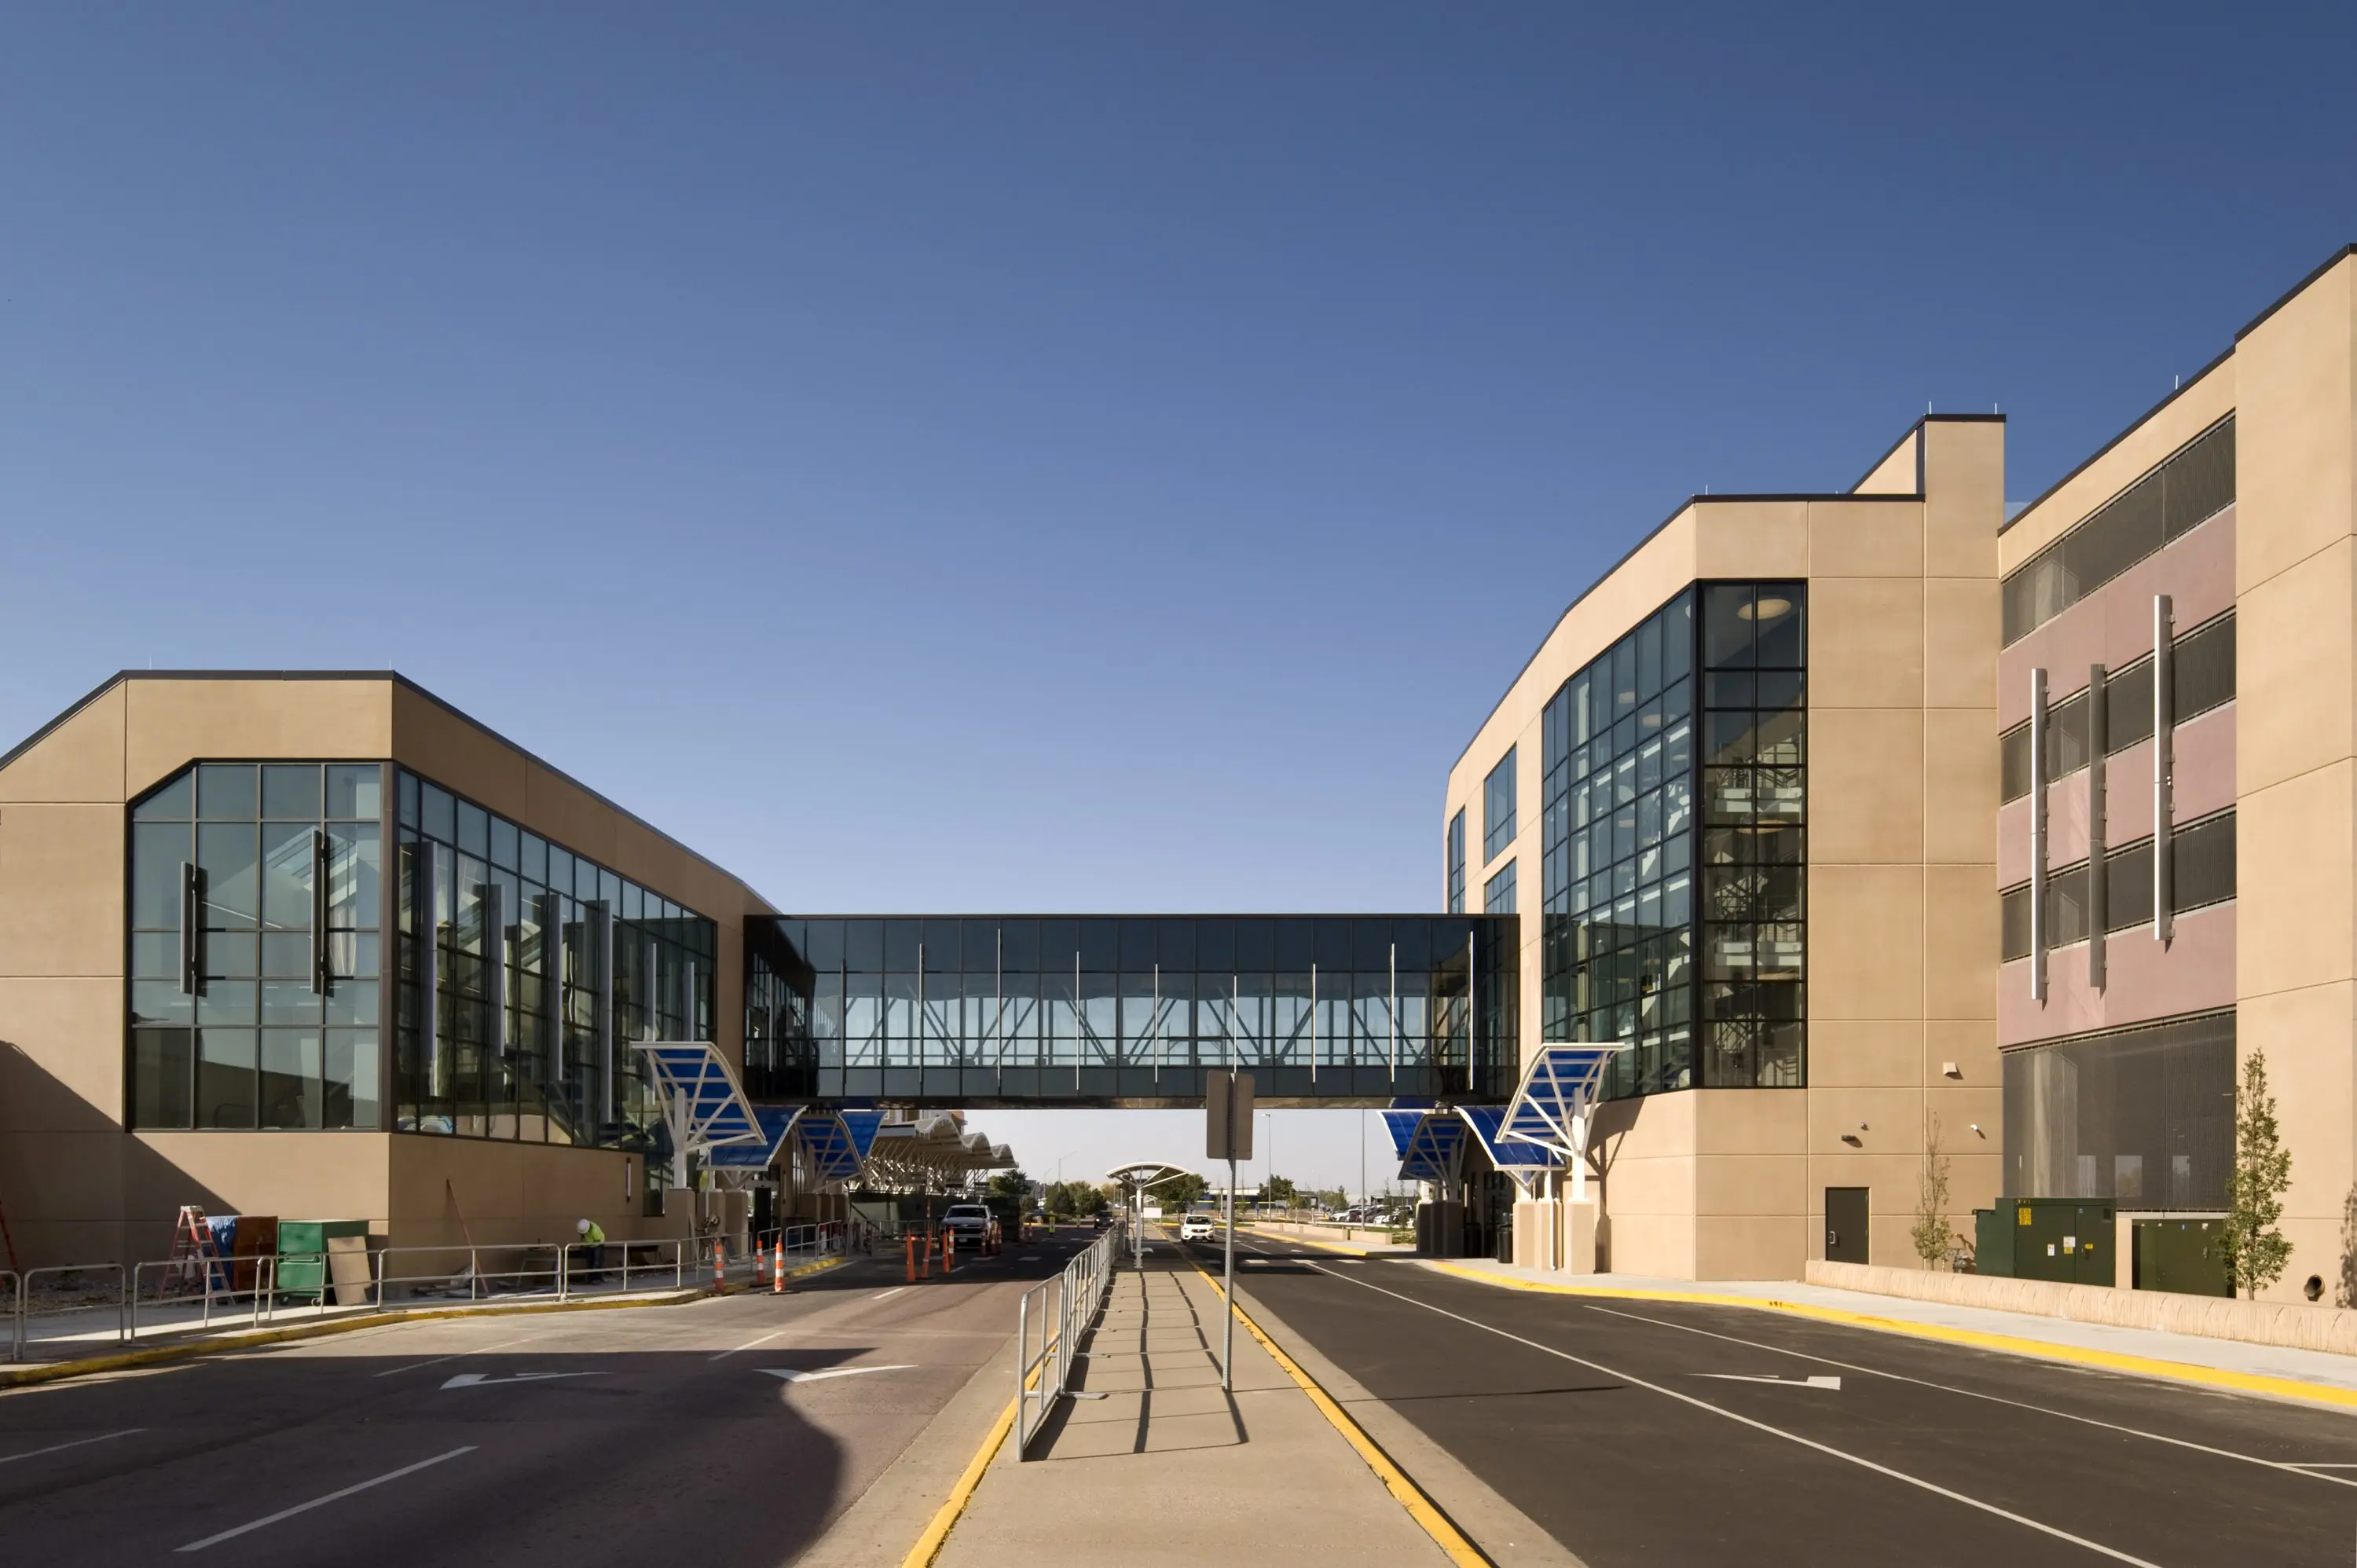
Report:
905,1233,917,1284
713,1240,726,1291
944,1230,955,1273
773,1240,785,1294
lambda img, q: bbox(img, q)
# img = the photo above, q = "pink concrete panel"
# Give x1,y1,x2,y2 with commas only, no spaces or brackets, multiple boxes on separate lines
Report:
1995,706,2235,885
1997,900,2234,1048
1994,705,2234,886
1998,507,2235,727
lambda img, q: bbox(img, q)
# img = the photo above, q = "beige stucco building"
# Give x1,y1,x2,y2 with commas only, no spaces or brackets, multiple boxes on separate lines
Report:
1453,244,2355,1295
0,672,781,1266
1446,416,2006,1280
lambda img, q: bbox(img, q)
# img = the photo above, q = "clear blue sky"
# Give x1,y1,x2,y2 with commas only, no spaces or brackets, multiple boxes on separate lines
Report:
5,6,2352,1189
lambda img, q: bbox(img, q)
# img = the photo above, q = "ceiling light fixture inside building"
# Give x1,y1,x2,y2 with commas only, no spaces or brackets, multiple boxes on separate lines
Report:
1739,596,1792,621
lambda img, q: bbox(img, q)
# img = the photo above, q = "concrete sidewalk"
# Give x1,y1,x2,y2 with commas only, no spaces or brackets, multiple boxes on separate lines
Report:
932,1265,1458,1567
1425,1258,2357,1402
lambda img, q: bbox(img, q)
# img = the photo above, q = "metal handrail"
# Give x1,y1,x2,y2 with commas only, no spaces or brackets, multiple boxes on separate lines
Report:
7,1240,698,1363
1014,1222,1124,1457
13,1264,129,1361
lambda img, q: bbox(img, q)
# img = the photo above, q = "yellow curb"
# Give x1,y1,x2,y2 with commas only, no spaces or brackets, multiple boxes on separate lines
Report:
0,1288,701,1390
900,1397,1018,1568
1424,1262,2357,1414
1189,1258,1490,1566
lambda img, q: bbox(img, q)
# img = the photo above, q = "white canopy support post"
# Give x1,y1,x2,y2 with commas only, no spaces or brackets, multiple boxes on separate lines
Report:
1568,1083,1591,1203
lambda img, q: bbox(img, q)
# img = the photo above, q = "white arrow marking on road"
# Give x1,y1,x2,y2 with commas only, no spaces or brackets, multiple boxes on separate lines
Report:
1695,1374,1842,1390
761,1365,915,1384
440,1372,598,1390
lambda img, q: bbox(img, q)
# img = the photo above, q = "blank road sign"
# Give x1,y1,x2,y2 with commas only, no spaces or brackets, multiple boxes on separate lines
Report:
1206,1072,1255,1161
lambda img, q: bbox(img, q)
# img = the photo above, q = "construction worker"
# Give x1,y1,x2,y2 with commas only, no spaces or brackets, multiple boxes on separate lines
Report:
576,1218,607,1280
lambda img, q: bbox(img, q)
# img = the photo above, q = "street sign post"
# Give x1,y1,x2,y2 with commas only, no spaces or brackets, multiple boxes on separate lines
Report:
1205,1071,1254,1390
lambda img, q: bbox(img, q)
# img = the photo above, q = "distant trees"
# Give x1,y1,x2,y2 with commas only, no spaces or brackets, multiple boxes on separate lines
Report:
1039,1180,1107,1219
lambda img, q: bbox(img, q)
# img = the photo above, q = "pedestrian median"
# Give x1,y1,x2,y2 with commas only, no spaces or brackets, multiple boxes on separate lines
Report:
918,1264,1483,1568
1423,1257,2357,1412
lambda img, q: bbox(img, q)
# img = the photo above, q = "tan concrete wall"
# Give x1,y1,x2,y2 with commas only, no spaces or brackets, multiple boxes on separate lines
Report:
1802,418,2004,1277
2234,252,2357,1303
123,677,396,800
1807,1258,2357,1355
1,683,142,1265
387,1134,680,1253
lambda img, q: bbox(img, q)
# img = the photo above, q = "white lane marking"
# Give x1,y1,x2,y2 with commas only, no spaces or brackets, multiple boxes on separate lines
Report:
372,1332,543,1379
0,1427,145,1465
440,1372,596,1389
761,1364,915,1384
1696,1373,1842,1390
1299,1261,2164,1566
176,1446,476,1552
1585,1302,2357,1493
710,1328,790,1361
871,1288,905,1302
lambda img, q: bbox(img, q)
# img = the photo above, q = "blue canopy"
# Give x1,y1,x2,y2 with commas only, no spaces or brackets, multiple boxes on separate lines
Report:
797,1105,887,1184
1396,1110,1465,1183
1498,1044,1627,1160
630,1041,764,1156
1381,1108,1427,1160
707,1105,801,1171
1457,1103,1559,1170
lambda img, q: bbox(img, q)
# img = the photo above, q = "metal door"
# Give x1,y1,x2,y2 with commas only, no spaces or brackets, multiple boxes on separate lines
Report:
1825,1187,1868,1264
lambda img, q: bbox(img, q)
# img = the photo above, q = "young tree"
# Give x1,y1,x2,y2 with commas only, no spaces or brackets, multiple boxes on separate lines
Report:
2220,1048,2294,1299
1910,1116,1956,1269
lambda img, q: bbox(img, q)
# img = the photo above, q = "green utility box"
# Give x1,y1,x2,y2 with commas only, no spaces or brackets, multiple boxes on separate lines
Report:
275,1220,371,1299
1973,1208,2012,1276
2134,1217,2233,1297
1977,1199,2114,1285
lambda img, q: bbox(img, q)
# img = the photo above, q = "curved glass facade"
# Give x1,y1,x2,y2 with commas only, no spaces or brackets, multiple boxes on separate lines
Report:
744,914,1516,1106
1539,581,1806,1100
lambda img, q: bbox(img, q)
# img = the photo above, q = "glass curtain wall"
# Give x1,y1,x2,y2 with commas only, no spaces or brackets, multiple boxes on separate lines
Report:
127,763,384,1130
1540,582,1805,1101
1539,590,1698,1097
391,769,715,1151
1699,584,1806,1087
752,915,1515,1105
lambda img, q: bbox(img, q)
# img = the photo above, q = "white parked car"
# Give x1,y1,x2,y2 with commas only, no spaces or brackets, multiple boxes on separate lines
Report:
1178,1214,1216,1242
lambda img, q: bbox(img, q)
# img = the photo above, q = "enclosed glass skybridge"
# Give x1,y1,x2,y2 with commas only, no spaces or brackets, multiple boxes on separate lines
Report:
742,914,1517,1107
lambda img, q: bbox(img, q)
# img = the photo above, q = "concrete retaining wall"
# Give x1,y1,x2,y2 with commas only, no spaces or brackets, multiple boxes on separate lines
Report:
1805,1260,2357,1357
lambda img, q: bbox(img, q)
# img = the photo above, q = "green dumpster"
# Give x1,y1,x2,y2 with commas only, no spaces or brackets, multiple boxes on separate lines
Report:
277,1220,371,1300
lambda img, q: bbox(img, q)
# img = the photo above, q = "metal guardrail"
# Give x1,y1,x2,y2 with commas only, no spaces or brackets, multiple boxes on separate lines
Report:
8,1240,695,1363
1014,1222,1124,1457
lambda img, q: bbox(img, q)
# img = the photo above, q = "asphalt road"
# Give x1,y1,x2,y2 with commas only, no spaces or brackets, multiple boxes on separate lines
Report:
1211,1233,2357,1568
0,1225,1101,1566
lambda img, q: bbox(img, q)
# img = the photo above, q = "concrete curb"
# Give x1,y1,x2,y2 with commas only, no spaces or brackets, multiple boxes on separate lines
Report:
0,1285,712,1390
1421,1261,2357,1414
